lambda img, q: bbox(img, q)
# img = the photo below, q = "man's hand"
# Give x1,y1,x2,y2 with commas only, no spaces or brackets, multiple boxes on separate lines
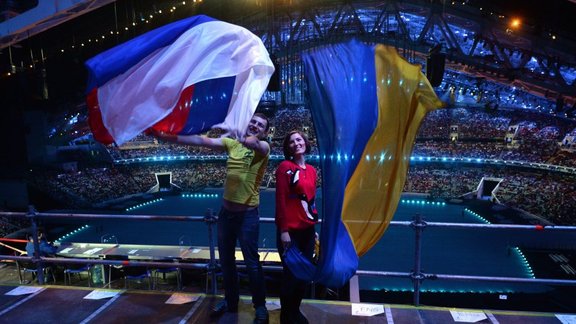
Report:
241,136,260,149
240,135,270,156
148,128,178,143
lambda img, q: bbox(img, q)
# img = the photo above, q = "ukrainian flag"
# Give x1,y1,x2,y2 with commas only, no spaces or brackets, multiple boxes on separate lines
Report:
287,40,443,288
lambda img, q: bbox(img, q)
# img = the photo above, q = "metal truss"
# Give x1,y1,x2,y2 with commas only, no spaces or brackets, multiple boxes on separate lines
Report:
241,0,576,100
1,0,574,103
0,0,117,50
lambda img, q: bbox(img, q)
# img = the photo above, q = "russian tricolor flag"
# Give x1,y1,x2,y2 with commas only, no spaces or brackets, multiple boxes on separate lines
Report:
86,15,274,145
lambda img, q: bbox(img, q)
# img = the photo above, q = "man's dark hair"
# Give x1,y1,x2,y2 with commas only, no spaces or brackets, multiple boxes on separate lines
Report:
253,112,271,132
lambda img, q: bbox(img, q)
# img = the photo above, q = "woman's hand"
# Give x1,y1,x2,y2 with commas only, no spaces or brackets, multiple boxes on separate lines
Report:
280,231,291,250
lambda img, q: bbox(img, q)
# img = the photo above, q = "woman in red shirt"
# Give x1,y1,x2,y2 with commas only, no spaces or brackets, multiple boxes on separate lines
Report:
275,130,318,324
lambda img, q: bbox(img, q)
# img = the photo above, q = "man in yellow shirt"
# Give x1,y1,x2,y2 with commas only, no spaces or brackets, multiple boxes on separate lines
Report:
154,113,270,323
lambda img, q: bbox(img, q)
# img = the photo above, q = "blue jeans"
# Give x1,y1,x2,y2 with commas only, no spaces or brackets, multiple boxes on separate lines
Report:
218,207,266,308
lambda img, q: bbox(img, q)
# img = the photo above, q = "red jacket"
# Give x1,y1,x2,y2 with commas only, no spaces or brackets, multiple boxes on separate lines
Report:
275,160,318,232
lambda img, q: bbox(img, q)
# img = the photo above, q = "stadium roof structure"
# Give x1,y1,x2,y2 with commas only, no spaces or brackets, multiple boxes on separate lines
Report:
0,0,575,110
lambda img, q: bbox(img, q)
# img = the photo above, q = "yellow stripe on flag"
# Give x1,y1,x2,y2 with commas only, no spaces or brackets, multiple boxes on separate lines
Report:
342,45,444,256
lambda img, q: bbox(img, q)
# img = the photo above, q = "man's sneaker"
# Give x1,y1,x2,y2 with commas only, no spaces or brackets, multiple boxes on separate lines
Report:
211,300,237,317
253,305,269,324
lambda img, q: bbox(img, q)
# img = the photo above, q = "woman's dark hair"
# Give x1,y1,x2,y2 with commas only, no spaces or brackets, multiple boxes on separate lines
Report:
282,130,311,160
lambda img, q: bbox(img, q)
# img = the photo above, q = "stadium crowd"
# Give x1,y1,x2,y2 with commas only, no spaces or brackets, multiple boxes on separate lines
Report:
24,104,576,229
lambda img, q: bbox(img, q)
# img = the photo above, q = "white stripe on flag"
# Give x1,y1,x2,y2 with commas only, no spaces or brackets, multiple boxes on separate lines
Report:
98,20,273,145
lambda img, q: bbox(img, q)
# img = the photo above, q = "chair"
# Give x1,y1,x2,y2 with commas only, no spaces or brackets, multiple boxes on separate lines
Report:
16,260,56,284
101,234,118,245
106,254,152,290
100,234,119,287
123,264,153,290
64,263,92,287
152,235,190,290
101,234,152,289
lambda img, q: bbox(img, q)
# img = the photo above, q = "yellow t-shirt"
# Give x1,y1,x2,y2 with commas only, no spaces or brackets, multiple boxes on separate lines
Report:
222,137,269,206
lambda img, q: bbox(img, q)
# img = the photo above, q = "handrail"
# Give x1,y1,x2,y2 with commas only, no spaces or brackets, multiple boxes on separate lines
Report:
0,238,27,243
110,154,576,175
2,209,574,231
0,241,25,255
355,269,576,285
388,220,575,231
1,254,210,269
0,211,205,222
1,208,575,307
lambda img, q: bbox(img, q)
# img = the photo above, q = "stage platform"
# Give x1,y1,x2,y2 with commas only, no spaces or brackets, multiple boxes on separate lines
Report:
0,261,573,323
0,285,570,323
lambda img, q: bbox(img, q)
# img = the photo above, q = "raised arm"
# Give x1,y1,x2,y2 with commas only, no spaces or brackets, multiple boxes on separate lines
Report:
241,136,270,156
152,130,225,151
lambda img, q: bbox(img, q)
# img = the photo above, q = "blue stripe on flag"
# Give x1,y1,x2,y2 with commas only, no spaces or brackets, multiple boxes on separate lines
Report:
291,40,378,287
86,15,215,91
180,76,235,135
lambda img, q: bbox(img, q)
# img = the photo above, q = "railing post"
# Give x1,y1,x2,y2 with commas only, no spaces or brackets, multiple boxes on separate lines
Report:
204,208,218,295
410,213,426,306
27,205,45,285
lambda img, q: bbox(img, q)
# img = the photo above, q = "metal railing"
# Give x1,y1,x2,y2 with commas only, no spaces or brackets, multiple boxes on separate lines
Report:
1,207,575,306
355,213,576,306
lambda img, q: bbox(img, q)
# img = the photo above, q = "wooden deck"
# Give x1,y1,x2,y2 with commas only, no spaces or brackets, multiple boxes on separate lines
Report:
0,285,570,323
0,262,572,323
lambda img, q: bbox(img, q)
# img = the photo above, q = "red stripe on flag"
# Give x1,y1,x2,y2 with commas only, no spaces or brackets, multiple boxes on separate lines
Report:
150,85,195,134
87,88,115,145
